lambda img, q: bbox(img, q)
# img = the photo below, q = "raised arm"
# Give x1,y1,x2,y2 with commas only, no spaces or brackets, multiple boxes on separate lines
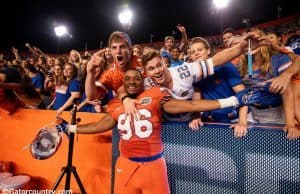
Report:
33,46,48,58
177,24,188,51
11,47,21,62
85,49,106,100
25,43,40,57
211,32,262,67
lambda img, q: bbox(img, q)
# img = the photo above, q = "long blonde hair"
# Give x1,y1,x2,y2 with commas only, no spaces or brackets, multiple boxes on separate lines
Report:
240,46,271,77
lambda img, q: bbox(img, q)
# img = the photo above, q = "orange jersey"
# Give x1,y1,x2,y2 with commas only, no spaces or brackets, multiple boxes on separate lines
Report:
97,57,143,93
106,87,171,158
98,68,125,93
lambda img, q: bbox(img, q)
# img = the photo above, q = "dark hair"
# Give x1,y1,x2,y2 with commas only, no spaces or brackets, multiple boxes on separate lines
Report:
24,63,39,73
223,28,234,35
126,68,143,79
0,68,22,83
142,50,161,68
170,46,180,52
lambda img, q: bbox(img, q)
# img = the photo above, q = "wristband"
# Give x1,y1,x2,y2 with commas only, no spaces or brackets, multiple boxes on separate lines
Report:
68,125,77,133
121,95,131,102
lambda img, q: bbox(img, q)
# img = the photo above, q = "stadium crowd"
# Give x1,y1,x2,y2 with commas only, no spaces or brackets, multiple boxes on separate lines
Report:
0,18,300,141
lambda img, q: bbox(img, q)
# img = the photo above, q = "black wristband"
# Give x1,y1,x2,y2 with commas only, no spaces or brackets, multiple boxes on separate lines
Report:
121,95,131,102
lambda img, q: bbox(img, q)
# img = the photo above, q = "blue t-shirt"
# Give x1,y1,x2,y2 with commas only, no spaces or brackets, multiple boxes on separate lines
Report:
79,92,97,113
270,53,293,77
31,73,43,90
53,79,80,110
79,90,115,113
195,63,242,122
241,53,292,109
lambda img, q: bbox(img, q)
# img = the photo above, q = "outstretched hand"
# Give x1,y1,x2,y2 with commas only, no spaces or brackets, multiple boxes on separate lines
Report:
56,117,69,137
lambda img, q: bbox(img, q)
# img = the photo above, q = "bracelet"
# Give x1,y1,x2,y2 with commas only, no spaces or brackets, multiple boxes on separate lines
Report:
121,95,131,102
68,125,77,133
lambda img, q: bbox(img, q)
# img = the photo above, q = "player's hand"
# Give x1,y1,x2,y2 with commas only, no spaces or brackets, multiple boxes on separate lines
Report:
188,118,204,131
229,123,248,138
86,49,106,73
56,117,69,137
123,97,141,121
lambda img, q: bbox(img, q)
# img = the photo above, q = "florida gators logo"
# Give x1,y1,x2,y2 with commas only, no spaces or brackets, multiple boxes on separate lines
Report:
181,90,189,97
140,97,152,105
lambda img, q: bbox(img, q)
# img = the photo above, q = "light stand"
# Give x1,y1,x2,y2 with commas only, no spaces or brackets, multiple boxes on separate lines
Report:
52,100,86,193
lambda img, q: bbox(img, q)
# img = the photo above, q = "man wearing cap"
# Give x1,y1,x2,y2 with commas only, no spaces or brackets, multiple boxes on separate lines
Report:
85,31,142,101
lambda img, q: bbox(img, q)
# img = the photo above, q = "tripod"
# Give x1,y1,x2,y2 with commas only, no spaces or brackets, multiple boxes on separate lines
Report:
52,101,86,193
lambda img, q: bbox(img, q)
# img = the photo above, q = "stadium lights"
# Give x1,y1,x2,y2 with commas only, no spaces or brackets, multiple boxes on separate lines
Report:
54,25,69,53
118,8,133,25
213,0,230,9
54,25,68,37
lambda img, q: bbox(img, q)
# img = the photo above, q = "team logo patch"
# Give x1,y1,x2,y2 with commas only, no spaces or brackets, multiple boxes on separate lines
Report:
140,97,152,105
181,90,189,97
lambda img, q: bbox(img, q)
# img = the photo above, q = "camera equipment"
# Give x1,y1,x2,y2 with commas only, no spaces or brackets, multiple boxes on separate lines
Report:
52,98,86,193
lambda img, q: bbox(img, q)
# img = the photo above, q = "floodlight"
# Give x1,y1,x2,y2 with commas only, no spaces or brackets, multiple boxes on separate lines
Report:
213,0,230,9
118,9,133,25
54,25,68,37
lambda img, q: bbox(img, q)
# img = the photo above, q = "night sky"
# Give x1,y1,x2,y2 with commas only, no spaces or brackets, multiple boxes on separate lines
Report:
1,0,299,54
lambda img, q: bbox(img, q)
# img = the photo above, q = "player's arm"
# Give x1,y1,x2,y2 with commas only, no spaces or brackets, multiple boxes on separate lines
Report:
76,114,116,134
161,97,238,114
59,114,116,134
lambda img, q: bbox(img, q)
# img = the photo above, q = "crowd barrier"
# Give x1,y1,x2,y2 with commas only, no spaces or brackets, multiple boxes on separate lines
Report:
0,109,112,194
1,109,299,193
112,122,300,194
